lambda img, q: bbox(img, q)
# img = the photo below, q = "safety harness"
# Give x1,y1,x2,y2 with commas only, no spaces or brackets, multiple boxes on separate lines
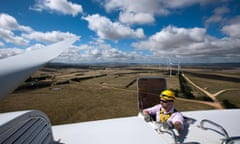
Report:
159,108,177,122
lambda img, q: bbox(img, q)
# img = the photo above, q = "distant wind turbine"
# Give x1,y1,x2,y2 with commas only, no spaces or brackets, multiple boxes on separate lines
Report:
166,58,181,77
167,58,172,77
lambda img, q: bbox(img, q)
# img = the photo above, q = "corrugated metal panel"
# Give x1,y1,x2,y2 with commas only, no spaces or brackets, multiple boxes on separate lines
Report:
0,110,53,144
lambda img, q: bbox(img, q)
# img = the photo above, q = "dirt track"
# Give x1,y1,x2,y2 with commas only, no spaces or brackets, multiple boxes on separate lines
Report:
181,73,240,109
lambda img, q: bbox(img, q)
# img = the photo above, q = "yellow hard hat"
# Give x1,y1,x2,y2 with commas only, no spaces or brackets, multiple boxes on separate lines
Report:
160,89,175,101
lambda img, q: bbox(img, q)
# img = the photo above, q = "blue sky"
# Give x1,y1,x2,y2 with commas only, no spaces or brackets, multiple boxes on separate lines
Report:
0,0,240,64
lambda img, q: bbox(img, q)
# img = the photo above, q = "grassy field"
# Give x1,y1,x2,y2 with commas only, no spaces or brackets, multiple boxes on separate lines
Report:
0,65,239,125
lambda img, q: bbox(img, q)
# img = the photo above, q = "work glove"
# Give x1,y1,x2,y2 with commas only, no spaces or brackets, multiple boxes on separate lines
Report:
144,114,151,122
162,121,174,130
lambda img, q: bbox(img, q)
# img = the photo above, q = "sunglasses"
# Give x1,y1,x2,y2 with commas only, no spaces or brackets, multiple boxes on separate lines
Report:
160,99,173,103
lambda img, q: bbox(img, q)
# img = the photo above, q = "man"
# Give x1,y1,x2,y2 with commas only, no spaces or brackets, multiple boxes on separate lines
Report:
142,89,184,133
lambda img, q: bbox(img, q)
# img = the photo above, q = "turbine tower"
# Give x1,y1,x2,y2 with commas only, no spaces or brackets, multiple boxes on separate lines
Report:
167,58,172,77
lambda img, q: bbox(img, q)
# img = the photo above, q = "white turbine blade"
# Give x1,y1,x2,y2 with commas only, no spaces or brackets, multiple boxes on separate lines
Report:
0,38,78,99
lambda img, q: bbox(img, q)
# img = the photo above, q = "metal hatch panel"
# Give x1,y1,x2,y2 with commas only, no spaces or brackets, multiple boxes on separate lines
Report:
137,76,167,110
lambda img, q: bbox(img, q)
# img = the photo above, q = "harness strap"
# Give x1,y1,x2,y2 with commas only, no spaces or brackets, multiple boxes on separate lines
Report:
159,108,177,122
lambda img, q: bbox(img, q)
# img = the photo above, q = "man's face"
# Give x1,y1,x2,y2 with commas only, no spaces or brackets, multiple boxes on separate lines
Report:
160,98,173,108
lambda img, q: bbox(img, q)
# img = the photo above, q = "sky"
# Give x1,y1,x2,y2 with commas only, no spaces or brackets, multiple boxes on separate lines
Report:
0,0,240,64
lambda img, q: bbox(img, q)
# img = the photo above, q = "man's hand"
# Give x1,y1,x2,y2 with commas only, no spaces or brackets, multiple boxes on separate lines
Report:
142,110,151,122
144,114,151,122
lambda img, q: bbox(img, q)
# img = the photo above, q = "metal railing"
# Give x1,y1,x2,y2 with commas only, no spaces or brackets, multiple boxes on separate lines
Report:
199,119,229,139
222,136,240,144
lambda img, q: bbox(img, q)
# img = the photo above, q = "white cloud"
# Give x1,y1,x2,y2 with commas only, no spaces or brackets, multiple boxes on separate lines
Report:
0,28,29,46
0,13,32,46
82,14,145,40
103,0,220,25
25,43,45,51
0,48,24,59
205,6,230,25
54,24,240,64
132,25,240,61
0,13,32,32
0,41,4,47
0,13,18,30
119,11,155,25
1,1,238,64
0,43,46,59
133,25,206,52
160,0,219,8
22,31,79,43
77,42,136,62
53,40,145,63
31,0,83,16
0,13,80,47
104,0,169,25
221,16,240,38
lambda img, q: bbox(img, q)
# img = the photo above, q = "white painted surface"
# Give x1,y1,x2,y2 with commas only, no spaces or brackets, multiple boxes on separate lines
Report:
53,117,167,144
52,109,240,144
